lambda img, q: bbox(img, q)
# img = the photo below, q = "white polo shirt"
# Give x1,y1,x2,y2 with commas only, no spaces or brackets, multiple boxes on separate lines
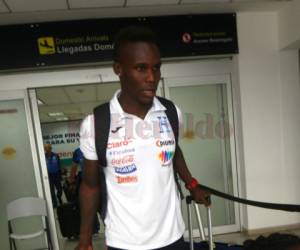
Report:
80,90,185,250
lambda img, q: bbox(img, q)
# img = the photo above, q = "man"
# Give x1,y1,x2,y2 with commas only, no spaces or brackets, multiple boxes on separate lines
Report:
44,143,63,208
76,26,209,250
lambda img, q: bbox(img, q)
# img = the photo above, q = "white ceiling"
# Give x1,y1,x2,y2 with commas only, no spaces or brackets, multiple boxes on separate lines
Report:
0,0,292,25
37,82,120,123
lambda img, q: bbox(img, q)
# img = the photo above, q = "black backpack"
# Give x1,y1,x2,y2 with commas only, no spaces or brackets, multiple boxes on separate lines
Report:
93,96,183,219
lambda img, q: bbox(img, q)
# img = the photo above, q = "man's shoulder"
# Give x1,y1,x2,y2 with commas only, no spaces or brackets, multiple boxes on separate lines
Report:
75,148,84,156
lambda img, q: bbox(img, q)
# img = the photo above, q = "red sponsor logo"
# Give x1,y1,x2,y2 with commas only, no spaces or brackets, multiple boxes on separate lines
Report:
116,176,138,184
182,32,192,43
111,155,134,165
107,140,132,149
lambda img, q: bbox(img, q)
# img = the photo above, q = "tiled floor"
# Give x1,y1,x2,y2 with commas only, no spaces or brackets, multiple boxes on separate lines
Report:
60,228,300,249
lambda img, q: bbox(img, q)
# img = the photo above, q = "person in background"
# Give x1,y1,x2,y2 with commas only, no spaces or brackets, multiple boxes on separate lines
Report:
76,25,210,250
70,147,84,196
44,143,63,208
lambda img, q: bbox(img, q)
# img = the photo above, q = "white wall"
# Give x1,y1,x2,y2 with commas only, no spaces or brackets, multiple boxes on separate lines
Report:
278,50,300,222
279,0,300,49
237,12,300,231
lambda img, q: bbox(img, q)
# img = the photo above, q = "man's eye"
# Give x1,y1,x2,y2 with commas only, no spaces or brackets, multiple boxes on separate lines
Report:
153,65,161,72
136,65,146,71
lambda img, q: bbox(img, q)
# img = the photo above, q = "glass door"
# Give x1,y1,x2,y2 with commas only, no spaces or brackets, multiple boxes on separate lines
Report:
164,75,240,235
0,90,59,249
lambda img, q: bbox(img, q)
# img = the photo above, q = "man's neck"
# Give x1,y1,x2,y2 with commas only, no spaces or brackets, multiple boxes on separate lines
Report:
118,95,152,120
46,152,52,157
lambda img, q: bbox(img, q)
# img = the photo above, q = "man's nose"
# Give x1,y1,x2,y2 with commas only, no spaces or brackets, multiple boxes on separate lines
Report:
146,69,156,82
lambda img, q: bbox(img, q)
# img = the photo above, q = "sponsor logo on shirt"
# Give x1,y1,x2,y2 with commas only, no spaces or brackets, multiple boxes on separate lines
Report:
116,175,138,184
157,116,171,133
107,140,132,149
111,155,134,165
111,126,122,133
108,148,135,156
156,139,175,147
114,163,137,175
158,150,174,165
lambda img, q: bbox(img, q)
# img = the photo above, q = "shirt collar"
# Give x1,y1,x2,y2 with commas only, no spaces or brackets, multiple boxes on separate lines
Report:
110,89,167,118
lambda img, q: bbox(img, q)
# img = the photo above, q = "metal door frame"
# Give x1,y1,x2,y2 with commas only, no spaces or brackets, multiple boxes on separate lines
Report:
163,72,240,236
0,90,60,249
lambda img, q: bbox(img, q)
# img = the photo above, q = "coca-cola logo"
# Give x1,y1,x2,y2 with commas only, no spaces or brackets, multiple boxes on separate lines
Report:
111,155,134,165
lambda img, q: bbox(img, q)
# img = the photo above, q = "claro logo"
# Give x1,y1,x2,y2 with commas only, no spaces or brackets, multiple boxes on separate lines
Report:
107,140,132,149
111,155,134,165
156,140,175,147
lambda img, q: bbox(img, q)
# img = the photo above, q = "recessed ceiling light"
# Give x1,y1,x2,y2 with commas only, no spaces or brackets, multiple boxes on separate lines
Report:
55,117,69,121
48,112,64,117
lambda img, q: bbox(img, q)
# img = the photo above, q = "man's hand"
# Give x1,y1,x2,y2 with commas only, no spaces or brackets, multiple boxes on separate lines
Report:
190,186,211,207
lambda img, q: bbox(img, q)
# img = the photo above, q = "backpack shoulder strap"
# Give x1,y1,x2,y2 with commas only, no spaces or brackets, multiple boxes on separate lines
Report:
156,96,179,144
93,102,110,220
93,102,110,167
156,96,184,200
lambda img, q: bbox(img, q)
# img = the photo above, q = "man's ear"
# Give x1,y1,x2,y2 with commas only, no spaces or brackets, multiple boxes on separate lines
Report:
113,62,122,76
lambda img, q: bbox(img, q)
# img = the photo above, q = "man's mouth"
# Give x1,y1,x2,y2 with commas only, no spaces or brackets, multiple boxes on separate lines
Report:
143,89,156,98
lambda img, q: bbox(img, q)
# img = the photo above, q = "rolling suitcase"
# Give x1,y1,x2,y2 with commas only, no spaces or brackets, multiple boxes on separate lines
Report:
186,196,242,250
57,202,80,239
57,202,100,239
63,181,77,202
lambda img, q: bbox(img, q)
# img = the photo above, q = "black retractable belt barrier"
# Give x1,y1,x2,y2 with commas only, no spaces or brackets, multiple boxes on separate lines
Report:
198,184,300,212
185,184,300,250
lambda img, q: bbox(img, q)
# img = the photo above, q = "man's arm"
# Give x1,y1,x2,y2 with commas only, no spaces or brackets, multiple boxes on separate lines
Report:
173,146,210,206
69,163,78,183
75,159,100,250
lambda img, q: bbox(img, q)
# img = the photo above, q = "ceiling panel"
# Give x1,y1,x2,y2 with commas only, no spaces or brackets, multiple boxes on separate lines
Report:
68,0,125,8
79,102,101,115
36,88,71,105
232,0,275,2
97,82,120,102
36,83,120,123
181,0,230,3
39,103,83,121
63,85,97,103
0,1,9,13
127,0,179,6
5,0,68,12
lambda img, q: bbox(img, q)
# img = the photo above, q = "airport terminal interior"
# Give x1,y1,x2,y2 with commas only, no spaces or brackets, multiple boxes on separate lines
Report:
1,0,300,249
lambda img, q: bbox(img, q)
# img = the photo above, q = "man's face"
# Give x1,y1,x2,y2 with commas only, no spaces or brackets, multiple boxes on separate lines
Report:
114,42,161,106
44,144,52,154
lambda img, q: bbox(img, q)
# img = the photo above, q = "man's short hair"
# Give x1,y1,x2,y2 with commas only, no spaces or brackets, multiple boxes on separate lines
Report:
243,233,300,250
113,25,159,62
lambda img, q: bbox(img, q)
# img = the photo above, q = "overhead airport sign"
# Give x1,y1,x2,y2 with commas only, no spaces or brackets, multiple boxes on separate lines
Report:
0,14,238,71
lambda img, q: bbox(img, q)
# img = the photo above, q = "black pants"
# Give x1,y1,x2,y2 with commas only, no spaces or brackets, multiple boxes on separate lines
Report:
107,237,187,250
49,173,63,207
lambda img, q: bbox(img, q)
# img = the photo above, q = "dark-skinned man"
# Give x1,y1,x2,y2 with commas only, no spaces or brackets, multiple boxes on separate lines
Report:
76,26,209,250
